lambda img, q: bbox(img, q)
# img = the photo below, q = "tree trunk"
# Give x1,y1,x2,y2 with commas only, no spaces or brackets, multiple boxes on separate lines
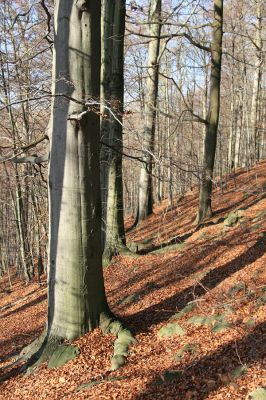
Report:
21,3,135,364
100,0,115,249
197,0,223,223
228,39,236,172
47,0,108,341
135,0,161,225
250,0,263,163
15,174,33,282
165,65,173,208
102,0,129,265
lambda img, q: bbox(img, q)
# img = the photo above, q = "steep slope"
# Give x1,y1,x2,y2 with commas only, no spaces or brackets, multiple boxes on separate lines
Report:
0,161,265,399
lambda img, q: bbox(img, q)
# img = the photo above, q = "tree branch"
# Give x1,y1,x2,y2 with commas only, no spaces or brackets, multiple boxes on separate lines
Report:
0,135,49,164
159,71,208,125
40,0,53,44
126,28,211,52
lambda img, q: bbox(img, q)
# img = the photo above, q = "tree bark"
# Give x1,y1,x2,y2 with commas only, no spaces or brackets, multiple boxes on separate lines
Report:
100,0,115,248
197,0,223,223
101,0,129,265
135,0,162,224
15,173,33,282
250,0,263,163
47,0,108,341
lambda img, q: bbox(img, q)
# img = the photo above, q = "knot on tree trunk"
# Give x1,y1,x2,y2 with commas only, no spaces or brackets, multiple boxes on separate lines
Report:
75,0,89,12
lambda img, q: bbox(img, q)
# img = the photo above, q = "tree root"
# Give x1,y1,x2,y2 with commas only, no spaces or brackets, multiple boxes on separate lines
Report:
100,312,136,371
18,313,135,374
19,330,79,374
102,244,137,268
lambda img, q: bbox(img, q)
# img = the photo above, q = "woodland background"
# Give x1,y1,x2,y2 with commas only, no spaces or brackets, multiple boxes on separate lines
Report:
0,1,265,399
0,0,264,276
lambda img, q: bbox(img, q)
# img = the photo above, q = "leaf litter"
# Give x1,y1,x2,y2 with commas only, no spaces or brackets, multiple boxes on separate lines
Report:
0,161,266,399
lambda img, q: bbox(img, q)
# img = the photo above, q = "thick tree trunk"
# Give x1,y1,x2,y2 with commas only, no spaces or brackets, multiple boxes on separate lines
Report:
135,0,161,225
197,0,223,223
21,0,136,361
47,0,108,341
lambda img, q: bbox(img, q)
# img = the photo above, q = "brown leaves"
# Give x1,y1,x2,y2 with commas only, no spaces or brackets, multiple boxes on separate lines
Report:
1,161,266,399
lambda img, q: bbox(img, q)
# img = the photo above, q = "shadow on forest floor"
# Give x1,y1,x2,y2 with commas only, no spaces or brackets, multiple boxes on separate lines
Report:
134,320,266,399
1,293,46,319
122,232,266,334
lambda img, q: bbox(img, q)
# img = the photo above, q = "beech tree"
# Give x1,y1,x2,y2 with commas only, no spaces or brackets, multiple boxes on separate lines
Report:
134,0,162,224
197,0,223,223
39,0,108,347
1,0,264,288
250,0,263,164
101,0,130,265
0,0,51,281
20,0,135,371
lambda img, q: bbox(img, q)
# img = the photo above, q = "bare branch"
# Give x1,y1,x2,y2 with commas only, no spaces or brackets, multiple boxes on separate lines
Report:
12,3,37,27
40,0,53,44
159,71,208,125
126,28,211,52
0,135,49,164
21,135,49,151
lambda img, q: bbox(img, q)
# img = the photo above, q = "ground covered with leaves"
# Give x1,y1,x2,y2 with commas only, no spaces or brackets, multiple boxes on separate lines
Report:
1,162,266,399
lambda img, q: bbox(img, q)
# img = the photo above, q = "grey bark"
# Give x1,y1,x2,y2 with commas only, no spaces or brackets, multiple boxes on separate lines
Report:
165,65,173,208
250,0,263,163
101,0,129,264
135,0,162,224
100,0,115,248
15,173,33,282
47,0,108,340
197,0,223,223
228,39,236,172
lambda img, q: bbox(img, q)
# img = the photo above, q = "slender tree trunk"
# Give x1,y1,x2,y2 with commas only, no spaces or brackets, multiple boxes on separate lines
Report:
242,71,251,169
235,95,244,169
31,190,44,284
228,40,236,172
15,174,32,282
101,0,129,265
0,38,33,281
156,112,162,203
165,68,173,208
197,0,223,223
261,108,266,159
100,0,115,248
250,0,263,163
135,0,161,225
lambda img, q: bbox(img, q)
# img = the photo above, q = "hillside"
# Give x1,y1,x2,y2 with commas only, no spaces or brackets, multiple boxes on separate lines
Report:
0,161,266,399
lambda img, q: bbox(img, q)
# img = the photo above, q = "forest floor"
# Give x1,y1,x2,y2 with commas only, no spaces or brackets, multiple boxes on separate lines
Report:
0,161,266,400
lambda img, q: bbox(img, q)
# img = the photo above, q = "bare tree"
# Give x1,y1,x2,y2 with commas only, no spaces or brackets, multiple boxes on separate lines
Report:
197,0,223,223
134,0,162,225
101,0,130,265
21,0,134,371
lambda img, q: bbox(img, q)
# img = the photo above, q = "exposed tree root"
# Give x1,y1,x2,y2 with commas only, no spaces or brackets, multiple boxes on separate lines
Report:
20,330,75,373
100,312,136,371
194,216,225,231
102,244,137,268
194,211,211,226
20,330,48,361
18,312,135,374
